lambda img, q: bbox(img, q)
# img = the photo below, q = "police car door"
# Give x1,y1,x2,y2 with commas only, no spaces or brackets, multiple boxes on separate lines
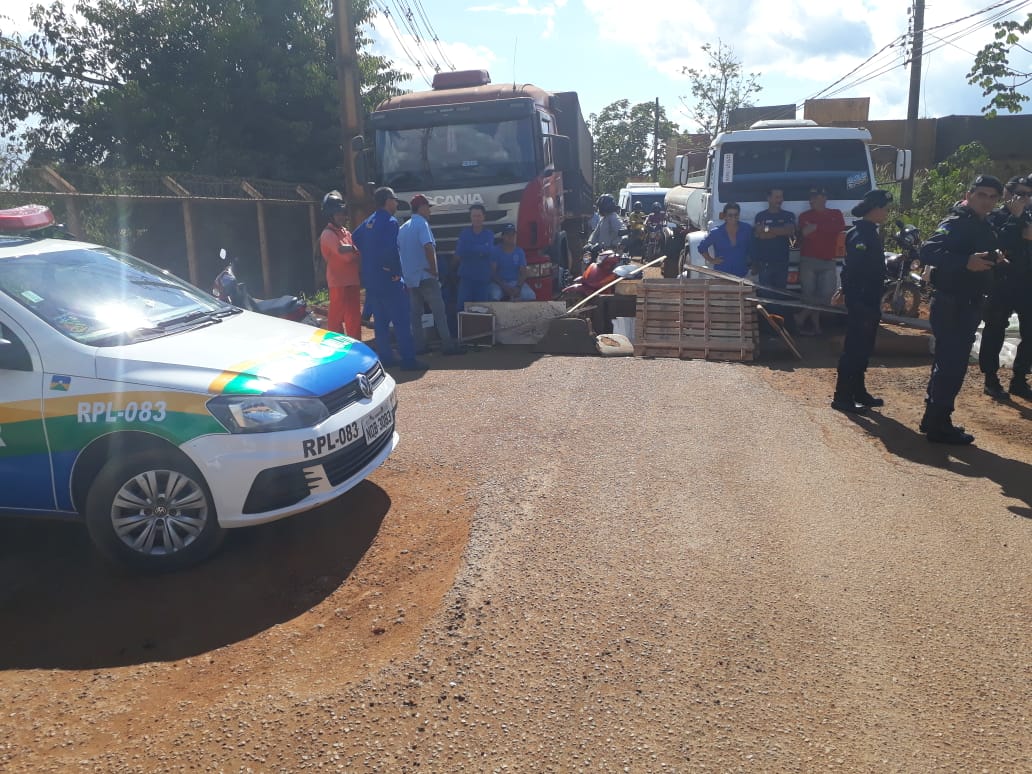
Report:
0,313,57,513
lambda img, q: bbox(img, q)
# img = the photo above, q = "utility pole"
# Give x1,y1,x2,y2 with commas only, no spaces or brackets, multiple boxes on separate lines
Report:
333,0,373,224
900,0,925,210
653,97,660,183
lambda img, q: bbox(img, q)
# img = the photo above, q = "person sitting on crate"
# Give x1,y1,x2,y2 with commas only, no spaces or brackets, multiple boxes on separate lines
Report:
698,202,752,278
831,189,893,415
489,223,536,301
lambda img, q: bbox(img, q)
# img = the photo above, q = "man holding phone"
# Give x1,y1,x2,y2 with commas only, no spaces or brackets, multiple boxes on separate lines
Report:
918,175,1003,444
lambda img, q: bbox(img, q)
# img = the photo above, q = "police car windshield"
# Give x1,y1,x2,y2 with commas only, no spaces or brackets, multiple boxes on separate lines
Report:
0,244,228,345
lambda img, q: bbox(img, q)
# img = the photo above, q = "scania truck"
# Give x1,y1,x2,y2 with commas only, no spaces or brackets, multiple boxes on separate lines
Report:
355,70,594,299
663,120,911,285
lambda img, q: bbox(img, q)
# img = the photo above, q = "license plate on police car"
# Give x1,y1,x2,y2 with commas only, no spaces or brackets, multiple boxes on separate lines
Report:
362,402,393,444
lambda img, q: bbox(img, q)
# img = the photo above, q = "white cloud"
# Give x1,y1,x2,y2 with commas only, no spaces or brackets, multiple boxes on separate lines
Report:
466,0,568,39
584,0,1032,121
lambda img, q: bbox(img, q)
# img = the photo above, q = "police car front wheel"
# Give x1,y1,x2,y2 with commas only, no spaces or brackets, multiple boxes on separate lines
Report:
85,450,224,571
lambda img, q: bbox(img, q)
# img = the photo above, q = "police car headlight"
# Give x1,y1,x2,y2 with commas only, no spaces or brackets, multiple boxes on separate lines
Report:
207,395,329,433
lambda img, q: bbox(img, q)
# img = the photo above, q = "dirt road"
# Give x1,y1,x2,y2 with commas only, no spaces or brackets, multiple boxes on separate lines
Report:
2,342,1030,772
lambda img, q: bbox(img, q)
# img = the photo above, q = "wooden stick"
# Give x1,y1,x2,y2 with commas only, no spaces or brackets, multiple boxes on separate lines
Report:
756,304,803,360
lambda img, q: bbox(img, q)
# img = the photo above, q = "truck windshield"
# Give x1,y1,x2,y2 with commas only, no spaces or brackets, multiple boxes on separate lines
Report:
716,139,872,202
376,117,538,190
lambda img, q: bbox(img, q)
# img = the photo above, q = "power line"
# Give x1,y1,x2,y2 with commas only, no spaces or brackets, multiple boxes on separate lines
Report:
798,0,1032,108
409,0,456,71
372,0,434,86
389,0,443,74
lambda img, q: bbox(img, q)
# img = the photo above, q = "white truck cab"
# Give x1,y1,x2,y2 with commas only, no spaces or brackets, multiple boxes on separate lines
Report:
664,120,911,284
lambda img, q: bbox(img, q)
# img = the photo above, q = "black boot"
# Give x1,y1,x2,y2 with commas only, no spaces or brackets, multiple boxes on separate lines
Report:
919,400,965,433
922,404,974,445
1008,374,1032,400
832,372,868,414
854,373,884,408
983,372,1008,400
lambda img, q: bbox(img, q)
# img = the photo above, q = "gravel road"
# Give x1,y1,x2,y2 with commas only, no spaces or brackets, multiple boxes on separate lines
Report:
2,347,1029,772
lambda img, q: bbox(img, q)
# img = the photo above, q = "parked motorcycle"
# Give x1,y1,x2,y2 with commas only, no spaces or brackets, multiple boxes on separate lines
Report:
212,248,318,325
882,221,927,318
562,243,641,301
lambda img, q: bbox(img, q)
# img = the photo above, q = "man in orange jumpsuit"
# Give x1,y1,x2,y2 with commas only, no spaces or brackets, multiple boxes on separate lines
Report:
320,190,361,338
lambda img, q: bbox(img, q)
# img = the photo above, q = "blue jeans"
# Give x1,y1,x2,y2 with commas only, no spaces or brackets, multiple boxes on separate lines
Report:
368,280,416,365
457,278,493,311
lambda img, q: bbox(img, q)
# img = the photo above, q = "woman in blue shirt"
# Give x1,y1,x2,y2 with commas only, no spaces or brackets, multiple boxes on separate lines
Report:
698,202,752,277
455,203,496,309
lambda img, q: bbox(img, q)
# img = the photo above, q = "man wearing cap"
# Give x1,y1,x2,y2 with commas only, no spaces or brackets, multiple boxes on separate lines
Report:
352,186,428,371
489,223,536,301
832,189,892,414
980,175,1032,400
796,186,845,336
918,174,1003,443
398,194,464,356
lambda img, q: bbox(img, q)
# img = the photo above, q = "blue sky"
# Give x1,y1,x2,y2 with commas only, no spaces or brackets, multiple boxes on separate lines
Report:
4,0,1031,131
365,0,1032,129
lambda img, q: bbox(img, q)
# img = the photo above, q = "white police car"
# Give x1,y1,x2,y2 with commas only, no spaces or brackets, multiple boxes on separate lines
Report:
0,206,398,570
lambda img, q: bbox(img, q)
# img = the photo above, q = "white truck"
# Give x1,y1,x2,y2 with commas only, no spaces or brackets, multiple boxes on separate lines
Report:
663,120,911,284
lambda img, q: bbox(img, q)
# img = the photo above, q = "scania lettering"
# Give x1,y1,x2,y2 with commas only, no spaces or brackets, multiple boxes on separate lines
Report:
0,205,399,571
355,69,594,297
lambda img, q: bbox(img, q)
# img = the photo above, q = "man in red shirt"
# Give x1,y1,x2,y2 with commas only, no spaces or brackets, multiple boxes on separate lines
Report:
796,186,846,335
320,190,361,338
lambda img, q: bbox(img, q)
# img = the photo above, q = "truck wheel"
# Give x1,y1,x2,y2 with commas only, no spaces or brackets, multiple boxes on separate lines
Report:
85,450,224,571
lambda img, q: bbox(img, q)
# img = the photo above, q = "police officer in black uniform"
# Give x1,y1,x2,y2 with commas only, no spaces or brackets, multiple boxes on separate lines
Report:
919,174,1003,444
832,189,892,414
980,174,1032,400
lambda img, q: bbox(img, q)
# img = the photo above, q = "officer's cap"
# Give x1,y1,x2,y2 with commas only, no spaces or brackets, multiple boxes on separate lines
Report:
851,188,893,217
1005,175,1032,191
969,175,1003,194
374,186,399,206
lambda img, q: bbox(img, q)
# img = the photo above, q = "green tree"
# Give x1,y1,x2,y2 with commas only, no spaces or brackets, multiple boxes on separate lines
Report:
589,99,679,198
0,0,404,186
967,12,1032,116
681,40,761,135
902,141,992,240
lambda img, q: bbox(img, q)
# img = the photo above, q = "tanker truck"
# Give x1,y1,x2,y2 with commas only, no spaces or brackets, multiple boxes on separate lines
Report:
663,120,911,286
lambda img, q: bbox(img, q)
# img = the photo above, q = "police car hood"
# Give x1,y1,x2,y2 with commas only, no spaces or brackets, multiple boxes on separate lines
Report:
95,311,380,397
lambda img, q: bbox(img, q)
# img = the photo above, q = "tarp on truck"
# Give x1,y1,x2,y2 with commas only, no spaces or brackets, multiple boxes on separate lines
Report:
552,91,593,218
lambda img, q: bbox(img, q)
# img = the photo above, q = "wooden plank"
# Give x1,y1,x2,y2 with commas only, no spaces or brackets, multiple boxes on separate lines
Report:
638,309,754,322
756,304,802,360
635,334,756,350
634,346,755,361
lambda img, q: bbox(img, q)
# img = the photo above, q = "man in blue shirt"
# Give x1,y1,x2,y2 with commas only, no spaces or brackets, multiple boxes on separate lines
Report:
352,186,428,371
752,187,797,325
398,194,464,356
455,203,496,310
489,223,536,301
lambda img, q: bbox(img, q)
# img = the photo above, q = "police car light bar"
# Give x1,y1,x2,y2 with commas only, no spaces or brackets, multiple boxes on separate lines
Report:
0,205,56,233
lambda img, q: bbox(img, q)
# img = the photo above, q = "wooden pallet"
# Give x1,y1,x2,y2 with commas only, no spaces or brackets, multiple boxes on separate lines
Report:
634,278,757,361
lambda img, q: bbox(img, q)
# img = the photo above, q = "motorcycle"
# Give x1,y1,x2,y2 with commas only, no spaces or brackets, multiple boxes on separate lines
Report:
561,243,641,301
882,221,927,318
642,220,665,263
212,248,319,325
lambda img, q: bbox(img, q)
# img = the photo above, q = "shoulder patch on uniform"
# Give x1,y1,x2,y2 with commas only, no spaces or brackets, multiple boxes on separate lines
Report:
855,241,867,250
